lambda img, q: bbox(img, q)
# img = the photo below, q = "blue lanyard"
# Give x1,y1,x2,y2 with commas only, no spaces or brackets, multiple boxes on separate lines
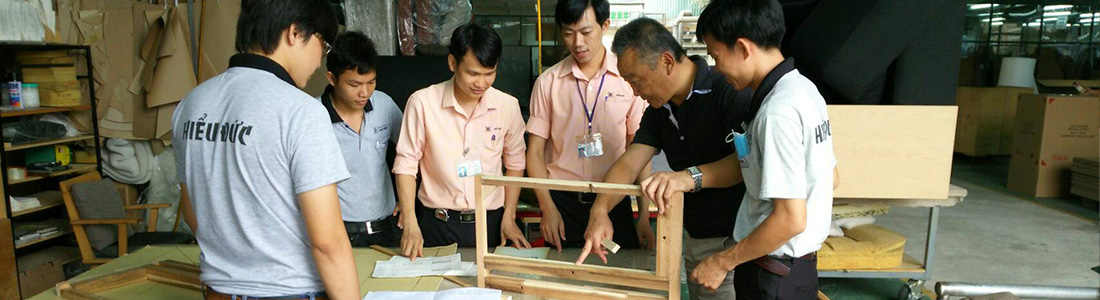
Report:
575,73,607,134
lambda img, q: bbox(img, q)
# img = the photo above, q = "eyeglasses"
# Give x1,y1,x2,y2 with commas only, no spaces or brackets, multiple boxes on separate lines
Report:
316,34,332,57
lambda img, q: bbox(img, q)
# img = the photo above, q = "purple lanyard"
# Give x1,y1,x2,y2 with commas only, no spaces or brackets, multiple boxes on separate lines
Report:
575,73,607,134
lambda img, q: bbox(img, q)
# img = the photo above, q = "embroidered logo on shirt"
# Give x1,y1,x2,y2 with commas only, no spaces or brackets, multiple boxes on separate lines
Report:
374,125,389,133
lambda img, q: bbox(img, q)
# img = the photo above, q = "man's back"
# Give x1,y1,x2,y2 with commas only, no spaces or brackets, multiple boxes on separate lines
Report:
172,56,349,296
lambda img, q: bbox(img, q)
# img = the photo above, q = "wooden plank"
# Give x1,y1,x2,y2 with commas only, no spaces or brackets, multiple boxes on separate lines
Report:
656,193,682,300
475,176,488,288
0,219,18,300
67,268,146,294
481,175,643,197
5,135,95,151
829,105,957,199
0,106,91,118
58,289,108,300
486,274,630,300
11,191,65,217
10,164,97,185
483,253,666,291
145,265,201,289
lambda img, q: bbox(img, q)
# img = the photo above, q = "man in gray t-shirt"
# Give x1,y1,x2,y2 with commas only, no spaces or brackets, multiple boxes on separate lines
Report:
318,31,404,248
173,1,359,299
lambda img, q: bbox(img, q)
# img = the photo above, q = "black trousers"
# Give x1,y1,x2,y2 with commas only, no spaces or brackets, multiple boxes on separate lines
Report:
547,190,640,249
417,206,503,247
734,256,819,300
344,215,400,248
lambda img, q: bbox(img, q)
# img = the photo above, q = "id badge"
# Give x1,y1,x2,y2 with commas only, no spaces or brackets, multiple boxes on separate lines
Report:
576,133,604,159
455,158,483,178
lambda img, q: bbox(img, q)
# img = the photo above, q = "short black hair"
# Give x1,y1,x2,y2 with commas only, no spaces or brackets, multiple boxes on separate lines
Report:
555,0,610,28
235,0,338,55
448,24,503,68
610,18,686,69
697,0,786,50
326,31,379,78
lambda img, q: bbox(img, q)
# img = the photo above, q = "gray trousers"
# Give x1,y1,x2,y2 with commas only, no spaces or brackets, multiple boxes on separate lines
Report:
684,232,737,300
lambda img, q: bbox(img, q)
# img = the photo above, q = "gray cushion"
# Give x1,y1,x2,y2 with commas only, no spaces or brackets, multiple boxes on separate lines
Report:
70,179,133,251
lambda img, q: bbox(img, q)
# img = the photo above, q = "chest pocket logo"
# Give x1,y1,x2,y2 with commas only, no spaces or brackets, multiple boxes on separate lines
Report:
484,125,503,150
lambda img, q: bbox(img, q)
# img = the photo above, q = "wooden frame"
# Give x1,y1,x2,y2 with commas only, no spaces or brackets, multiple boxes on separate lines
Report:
475,176,683,300
59,172,171,264
55,260,200,300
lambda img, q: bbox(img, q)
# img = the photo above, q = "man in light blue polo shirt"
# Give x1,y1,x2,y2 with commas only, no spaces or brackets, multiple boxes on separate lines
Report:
318,31,404,247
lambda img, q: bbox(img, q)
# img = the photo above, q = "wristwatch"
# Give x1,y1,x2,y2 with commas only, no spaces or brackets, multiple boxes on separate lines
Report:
686,166,703,193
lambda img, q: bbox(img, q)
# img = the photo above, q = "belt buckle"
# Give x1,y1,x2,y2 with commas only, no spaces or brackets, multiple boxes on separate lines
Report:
434,209,449,222
365,221,377,235
459,211,476,223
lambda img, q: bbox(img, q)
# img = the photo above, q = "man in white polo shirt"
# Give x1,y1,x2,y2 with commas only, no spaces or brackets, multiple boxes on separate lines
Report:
689,0,839,299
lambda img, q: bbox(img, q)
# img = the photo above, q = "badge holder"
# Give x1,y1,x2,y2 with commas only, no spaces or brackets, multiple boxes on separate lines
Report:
576,132,604,159
456,147,484,178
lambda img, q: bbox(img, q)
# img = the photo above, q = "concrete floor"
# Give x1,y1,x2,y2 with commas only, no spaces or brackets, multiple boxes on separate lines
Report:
875,156,1100,290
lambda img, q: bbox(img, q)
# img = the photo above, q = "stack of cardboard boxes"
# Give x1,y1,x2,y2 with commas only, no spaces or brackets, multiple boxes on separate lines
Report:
18,51,82,107
1007,95,1099,198
1071,157,1099,202
954,86,1033,157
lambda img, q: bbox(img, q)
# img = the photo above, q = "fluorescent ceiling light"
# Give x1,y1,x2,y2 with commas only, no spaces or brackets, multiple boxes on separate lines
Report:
969,4,997,10
1043,5,1073,11
1043,17,1058,21
978,12,1002,17
1025,22,1041,26
981,17,1006,22
991,22,1004,26
1045,11,1072,17
1080,13,1100,18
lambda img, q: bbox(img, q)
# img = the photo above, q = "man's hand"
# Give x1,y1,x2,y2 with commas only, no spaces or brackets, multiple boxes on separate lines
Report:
639,171,693,214
575,209,614,265
393,206,402,226
690,253,734,292
400,221,424,261
500,220,532,249
540,204,567,252
635,219,656,250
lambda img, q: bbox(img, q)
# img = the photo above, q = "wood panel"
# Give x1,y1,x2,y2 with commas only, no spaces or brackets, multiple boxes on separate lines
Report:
829,105,957,199
482,253,666,291
0,219,18,300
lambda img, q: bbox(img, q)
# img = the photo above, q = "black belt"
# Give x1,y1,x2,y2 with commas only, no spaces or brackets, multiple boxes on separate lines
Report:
553,190,598,205
751,252,816,277
344,217,392,235
433,208,477,223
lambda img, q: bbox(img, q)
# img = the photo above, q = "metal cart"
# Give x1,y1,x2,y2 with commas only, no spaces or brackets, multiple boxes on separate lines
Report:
821,184,969,300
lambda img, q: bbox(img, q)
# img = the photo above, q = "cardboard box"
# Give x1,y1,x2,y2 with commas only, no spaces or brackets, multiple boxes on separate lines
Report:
954,86,1032,157
17,261,63,298
1008,95,1100,198
829,105,958,199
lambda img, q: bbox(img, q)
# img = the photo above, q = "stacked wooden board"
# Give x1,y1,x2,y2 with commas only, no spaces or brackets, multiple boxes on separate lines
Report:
18,51,82,107
1071,157,1099,202
818,224,906,270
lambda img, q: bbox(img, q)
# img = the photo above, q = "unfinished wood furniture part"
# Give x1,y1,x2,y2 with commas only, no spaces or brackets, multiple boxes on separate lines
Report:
475,176,683,300
54,260,199,300
368,245,473,288
58,172,171,265
828,105,958,200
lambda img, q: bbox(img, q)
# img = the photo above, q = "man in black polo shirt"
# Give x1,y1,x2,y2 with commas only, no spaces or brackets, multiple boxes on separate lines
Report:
575,18,750,300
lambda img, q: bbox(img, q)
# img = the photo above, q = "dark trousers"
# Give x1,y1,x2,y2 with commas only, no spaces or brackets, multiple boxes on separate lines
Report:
547,190,640,249
734,256,819,300
417,206,503,247
344,215,400,248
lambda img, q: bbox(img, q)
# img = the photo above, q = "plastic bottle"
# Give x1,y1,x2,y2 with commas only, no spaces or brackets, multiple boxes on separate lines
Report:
21,83,39,109
8,77,21,108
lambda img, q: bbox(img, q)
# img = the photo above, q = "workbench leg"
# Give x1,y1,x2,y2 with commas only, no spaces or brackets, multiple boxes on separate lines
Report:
924,207,940,280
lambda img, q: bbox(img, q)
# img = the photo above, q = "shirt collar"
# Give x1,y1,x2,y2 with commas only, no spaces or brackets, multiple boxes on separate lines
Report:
228,53,296,87
441,78,498,111
746,57,796,122
321,85,374,124
680,56,716,103
557,47,621,79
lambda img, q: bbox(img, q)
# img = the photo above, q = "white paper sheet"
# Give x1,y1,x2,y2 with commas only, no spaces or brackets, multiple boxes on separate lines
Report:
493,246,550,259
364,287,505,300
371,253,477,278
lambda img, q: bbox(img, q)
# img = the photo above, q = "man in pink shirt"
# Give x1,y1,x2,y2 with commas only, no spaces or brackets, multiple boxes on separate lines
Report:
527,0,653,252
392,24,530,260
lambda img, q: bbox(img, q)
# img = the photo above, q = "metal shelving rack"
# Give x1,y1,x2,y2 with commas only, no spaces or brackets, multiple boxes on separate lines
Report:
0,42,103,299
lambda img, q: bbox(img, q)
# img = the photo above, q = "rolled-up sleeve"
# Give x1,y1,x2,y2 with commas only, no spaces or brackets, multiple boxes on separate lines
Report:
526,77,552,139
392,94,424,176
503,103,527,171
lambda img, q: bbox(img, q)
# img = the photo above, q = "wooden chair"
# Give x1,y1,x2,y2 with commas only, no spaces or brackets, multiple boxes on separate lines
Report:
59,172,176,265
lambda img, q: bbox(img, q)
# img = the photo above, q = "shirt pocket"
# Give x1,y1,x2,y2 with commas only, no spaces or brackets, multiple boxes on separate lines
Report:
367,123,391,152
601,93,633,127
483,128,504,152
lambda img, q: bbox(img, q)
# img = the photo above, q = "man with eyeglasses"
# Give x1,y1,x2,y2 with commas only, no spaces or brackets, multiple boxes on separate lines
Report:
173,0,360,299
